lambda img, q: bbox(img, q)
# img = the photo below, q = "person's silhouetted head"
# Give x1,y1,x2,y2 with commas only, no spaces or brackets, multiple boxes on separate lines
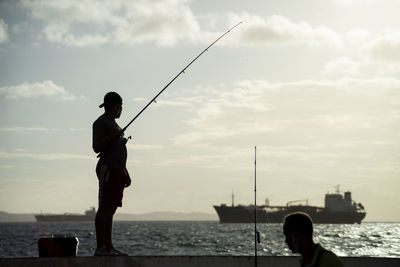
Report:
283,212,314,253
99,92,123,119
282,212,344,266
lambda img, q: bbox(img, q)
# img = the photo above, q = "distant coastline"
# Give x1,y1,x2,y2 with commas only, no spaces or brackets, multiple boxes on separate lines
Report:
1,211,399,223
0,211,218,222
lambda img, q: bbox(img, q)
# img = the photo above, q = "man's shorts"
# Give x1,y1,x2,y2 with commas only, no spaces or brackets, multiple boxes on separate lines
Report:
96,164,128,208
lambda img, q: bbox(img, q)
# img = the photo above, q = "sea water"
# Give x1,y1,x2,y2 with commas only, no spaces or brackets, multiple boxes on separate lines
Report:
0,221,399,258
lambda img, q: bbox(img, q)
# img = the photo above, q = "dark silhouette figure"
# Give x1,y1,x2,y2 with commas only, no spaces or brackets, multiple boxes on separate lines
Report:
283,212,344,267
92,92,131,256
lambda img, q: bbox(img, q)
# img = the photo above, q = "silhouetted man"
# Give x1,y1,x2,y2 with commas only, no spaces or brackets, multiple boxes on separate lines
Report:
92,92,131,256
283,212,344,267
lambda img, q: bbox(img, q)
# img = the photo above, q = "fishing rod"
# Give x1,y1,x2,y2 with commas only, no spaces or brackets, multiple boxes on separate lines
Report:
254,146,260,267
121,21,243,134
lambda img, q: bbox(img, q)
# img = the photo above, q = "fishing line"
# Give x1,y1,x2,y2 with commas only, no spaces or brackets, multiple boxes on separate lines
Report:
122,22,243,134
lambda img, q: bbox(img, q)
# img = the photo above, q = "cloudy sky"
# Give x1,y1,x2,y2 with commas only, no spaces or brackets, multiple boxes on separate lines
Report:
0,0,399,222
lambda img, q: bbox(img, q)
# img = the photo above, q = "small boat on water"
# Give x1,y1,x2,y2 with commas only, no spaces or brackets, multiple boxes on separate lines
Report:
35,207,96,222
214,187,366,224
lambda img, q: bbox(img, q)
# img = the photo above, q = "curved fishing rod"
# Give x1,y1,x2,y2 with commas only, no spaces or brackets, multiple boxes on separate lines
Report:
121,21,242,133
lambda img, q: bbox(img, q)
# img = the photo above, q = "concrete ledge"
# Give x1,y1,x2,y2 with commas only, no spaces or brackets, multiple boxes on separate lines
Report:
0,256,399,267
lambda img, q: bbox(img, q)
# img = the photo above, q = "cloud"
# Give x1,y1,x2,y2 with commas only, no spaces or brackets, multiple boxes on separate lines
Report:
345,28,372,46
133,97,197,108
162,78,400,174
0,19,8,43
322,31,400,78
42,25,109,47
332,0,377,8
0,126,58,133
21,0,200,47
0,80,77,100
361,34,400,63
127,143,163,151
227,14,343,47
173,78,400,147
0,150,93,160
155,150,246,168
0,164,15,169
20,1,344,48
323,57,359,76
12,24,22,34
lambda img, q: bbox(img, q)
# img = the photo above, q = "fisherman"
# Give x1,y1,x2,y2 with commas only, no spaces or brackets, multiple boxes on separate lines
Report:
283,212,344,267
92,91,131,256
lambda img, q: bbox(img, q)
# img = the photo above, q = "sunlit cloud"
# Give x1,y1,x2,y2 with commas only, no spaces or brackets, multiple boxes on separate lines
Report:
162,78,400,176
12,24,22,34
322,31,400,78
361,34,400,63
127,143,164,151
0,19,8,43
43,25,109,47
172,78,400,149
0,80,77,100
20,1,345,48
21,0,200,47
0,149,93,160
345,28,372,46
155,151,244,168
0,126,58,133
323,57,359,76
133,97,192,107
332,0,377,8
0,164,14,169
226,14,343,47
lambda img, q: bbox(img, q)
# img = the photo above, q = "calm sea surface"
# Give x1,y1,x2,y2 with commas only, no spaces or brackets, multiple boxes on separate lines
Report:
0,221,399,258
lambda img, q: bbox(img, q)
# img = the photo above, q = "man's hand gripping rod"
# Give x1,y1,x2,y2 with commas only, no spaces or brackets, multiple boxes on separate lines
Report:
121,22,242,134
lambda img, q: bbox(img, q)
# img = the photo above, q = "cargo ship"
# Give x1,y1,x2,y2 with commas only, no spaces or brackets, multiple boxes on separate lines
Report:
214,187,366,224
35,207,96,222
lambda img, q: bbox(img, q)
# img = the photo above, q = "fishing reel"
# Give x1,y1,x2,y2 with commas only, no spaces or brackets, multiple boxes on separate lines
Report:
122,136,132,145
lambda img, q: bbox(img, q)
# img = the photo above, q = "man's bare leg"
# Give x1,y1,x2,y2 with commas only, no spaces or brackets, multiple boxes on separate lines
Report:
104,206,117,249
95,207,106,249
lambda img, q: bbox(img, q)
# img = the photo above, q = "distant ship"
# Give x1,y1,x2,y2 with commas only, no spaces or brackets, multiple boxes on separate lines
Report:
35,207,96,222
214,187,366,224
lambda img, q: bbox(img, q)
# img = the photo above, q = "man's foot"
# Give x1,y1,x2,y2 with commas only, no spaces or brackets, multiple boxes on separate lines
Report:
94,247,117,256
108,247,128,256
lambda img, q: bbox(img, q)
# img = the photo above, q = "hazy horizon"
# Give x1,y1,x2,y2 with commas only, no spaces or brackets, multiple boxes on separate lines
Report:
1,210,399,223
1,0,399,222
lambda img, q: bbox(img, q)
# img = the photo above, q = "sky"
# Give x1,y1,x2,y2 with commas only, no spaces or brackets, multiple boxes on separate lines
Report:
0,0,399,222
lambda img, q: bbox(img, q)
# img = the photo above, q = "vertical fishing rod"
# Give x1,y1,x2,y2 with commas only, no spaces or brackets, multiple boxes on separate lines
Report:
254,146,260,267
121,21,243,134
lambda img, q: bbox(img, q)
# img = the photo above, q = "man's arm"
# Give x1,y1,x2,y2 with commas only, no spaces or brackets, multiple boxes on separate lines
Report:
92,121,121,154
124,169,131,188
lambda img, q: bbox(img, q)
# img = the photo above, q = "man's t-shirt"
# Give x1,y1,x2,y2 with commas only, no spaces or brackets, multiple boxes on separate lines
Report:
92,113,127,170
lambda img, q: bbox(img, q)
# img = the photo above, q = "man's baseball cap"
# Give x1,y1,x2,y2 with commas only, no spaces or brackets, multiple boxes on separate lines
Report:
99,92,122,108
